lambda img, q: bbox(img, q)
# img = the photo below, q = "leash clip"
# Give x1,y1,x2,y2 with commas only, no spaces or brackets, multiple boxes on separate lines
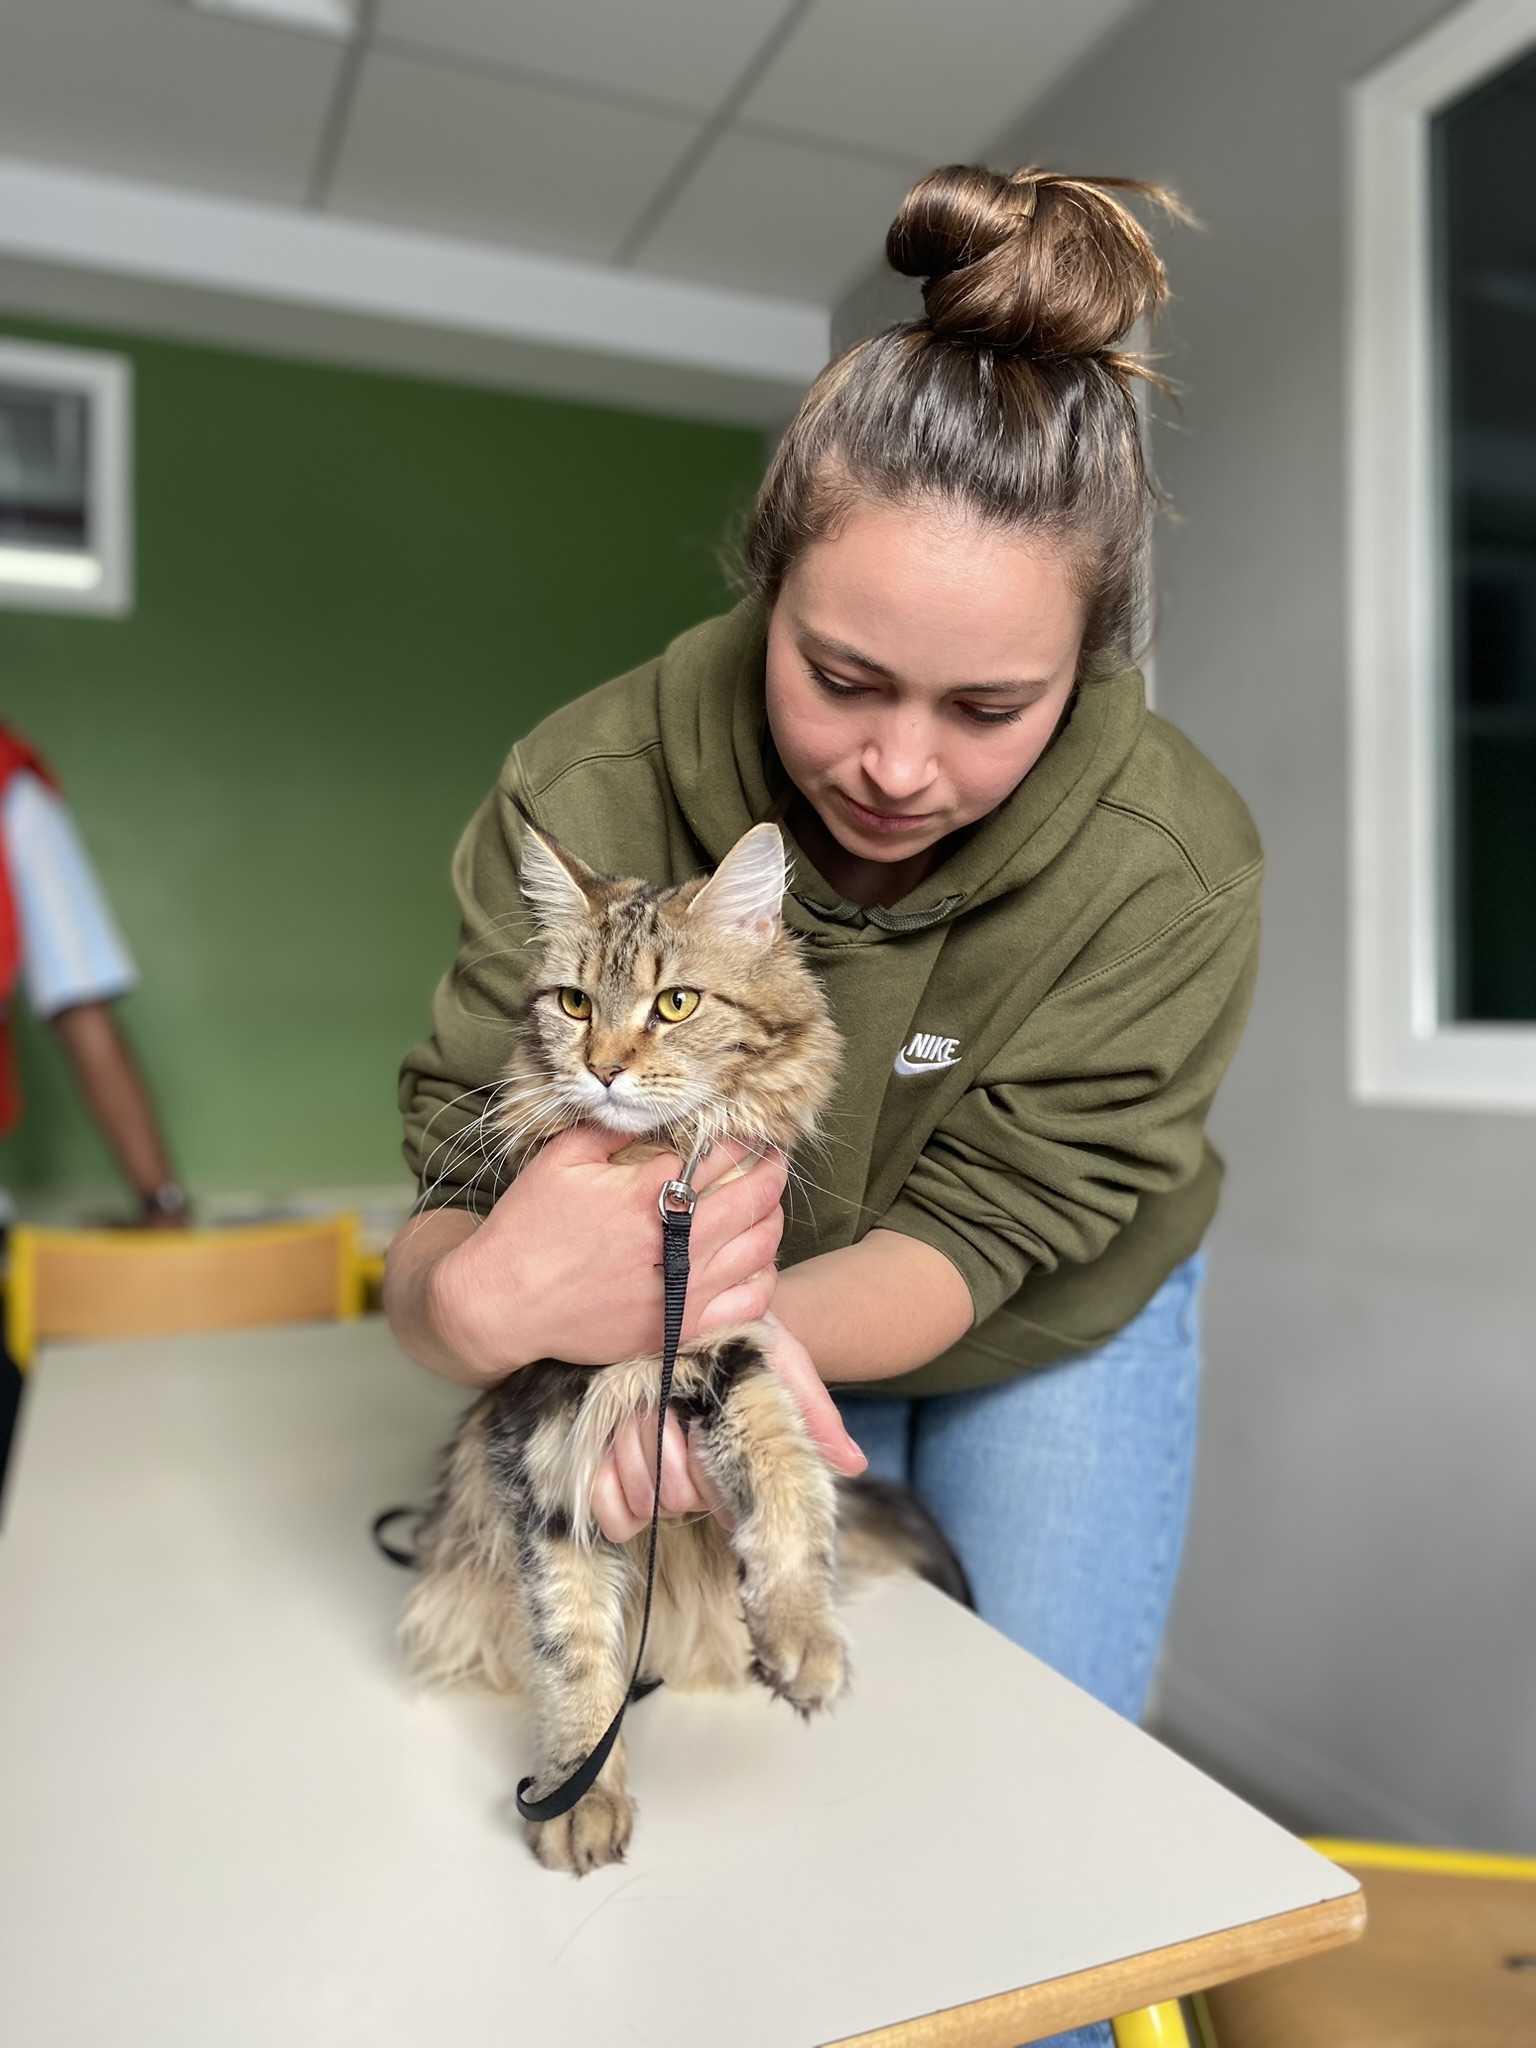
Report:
657,1137,711,1220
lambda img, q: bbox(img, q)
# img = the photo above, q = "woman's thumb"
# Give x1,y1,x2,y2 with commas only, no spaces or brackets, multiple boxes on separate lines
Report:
542,1120,641,1167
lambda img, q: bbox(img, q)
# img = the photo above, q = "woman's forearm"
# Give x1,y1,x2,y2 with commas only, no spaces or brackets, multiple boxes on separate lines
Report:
382,1207,492,1387
772,1229,973,1384
384,1133,791,1389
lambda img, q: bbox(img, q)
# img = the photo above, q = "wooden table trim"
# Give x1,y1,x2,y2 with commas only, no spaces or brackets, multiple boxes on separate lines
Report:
822,1887,1367,2048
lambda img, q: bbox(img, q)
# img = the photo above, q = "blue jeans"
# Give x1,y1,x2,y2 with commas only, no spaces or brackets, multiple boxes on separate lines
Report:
835,1253,1204,2048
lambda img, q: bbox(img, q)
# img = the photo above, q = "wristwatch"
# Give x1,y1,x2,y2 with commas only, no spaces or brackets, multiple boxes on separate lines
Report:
141,1181,189,1220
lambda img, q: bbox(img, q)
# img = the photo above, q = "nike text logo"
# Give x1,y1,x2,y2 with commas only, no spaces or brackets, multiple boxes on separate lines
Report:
893,1031,961,1077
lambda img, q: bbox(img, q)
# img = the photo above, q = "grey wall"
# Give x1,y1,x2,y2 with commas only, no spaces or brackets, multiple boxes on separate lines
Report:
837,0,1536,1851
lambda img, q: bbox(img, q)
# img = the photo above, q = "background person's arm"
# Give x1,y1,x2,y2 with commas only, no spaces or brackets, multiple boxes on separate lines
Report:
49,1002,185,1225
2,767,184,1223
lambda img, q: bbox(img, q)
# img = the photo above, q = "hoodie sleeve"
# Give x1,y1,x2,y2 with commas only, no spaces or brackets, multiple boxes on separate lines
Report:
876,865,1262,1325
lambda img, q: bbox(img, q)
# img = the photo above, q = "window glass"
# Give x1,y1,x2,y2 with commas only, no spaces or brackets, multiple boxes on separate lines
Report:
1435,48,1536,1021
0,384,90,553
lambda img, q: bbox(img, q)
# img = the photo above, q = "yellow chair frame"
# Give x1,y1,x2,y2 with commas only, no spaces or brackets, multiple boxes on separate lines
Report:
1119,1839,1536,2047
5,1215,365,1366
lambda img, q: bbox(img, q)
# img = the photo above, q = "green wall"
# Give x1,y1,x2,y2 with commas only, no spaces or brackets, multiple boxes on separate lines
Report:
0,319,764,1209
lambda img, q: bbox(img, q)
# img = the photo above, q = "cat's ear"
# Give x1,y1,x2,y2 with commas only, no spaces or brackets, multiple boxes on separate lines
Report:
689,824,787,939
518,819,601,929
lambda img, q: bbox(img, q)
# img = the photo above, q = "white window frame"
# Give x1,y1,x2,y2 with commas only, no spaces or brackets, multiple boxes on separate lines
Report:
0,339,133,616
1350,0,1536,1111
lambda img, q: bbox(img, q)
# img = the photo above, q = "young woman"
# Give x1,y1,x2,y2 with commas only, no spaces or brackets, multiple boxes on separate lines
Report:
386,164,1259,2046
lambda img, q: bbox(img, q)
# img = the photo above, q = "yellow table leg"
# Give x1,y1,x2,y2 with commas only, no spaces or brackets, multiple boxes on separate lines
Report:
1112,2001,1193,2048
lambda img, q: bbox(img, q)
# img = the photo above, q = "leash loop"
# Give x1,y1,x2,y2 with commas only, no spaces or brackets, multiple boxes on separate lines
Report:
516,1142,705,1826
371,1505,424,1568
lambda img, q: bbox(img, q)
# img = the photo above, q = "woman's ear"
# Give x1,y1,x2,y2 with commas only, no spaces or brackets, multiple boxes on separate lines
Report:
689,824,787,938
518,820,603,929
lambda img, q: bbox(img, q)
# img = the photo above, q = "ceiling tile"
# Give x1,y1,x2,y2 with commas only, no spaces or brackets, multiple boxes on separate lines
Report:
329,51,704,264
376,0,782,115
0,0,342,206
633,130,921,304
740,0,1146,162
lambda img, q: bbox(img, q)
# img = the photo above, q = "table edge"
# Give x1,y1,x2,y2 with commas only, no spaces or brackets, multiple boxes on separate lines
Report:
820,1883,1367,2048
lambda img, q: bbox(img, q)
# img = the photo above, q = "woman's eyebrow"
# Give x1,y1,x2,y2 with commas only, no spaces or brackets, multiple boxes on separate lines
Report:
803,631,1049,693
803,631,896,677
959,678,1052,695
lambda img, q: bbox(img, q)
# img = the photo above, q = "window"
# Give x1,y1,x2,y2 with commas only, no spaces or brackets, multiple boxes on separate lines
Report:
0,340,133,615
1438,48,1536,1024
1351,0,1536,1109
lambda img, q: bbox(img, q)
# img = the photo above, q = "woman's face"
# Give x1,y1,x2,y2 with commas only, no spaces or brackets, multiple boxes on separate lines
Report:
765,499,1085,873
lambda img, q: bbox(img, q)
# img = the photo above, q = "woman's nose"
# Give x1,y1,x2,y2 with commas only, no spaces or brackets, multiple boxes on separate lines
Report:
862,722,936,798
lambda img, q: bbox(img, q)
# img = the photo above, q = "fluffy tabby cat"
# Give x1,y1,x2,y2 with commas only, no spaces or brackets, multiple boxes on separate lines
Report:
403,821,968,1876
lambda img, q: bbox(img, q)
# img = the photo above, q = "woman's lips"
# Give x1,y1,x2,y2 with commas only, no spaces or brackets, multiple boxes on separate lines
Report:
836,789,937,836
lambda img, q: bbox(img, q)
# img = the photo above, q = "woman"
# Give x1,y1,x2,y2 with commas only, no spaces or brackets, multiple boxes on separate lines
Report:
387,164,1259,2046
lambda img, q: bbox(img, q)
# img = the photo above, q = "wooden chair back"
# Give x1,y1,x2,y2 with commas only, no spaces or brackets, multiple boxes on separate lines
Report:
1200,1840,1536,2045
5,1217,364,1366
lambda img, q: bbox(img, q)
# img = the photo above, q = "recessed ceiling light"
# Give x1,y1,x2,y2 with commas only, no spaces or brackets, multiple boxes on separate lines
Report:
192,0,359,36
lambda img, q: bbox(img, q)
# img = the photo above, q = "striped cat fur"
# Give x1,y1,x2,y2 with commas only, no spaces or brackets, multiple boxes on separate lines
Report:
402,822,969,1875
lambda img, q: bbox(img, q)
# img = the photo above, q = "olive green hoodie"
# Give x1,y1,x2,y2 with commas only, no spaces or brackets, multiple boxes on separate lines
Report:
400,602,1261,1397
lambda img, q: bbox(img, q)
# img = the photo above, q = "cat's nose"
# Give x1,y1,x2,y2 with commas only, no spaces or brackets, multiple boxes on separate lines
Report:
587,1061,626,1088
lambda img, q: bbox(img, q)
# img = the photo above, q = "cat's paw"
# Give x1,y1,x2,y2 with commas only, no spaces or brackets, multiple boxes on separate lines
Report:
526,1784,634,1876
748,1602,849,1719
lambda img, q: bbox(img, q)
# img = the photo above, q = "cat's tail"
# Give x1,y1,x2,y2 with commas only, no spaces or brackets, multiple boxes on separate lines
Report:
834,1475,974,1609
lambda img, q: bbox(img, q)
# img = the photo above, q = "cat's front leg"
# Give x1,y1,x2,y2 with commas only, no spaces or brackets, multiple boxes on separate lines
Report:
681,1335,849,1717
516,1514,641,1875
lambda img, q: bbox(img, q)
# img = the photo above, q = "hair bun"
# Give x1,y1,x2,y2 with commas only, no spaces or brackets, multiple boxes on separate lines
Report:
886,164,1181,358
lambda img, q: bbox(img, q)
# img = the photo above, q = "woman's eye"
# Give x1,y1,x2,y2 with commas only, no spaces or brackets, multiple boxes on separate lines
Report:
957,701,1025,727
558,987,593,1019
655,988,700,1023
808,662,870,702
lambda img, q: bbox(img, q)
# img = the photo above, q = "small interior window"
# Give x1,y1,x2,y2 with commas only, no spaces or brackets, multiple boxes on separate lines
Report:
1434,49,1536,1022
0,341,132,615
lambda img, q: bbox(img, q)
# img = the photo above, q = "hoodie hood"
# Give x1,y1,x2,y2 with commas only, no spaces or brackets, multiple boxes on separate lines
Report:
655,600,1148,942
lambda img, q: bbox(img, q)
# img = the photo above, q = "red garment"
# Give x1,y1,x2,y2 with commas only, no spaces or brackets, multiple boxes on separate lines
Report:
0,728,63,1135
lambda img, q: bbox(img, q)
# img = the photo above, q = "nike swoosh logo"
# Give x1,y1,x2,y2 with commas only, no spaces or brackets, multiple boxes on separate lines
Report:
893,1051,961,1076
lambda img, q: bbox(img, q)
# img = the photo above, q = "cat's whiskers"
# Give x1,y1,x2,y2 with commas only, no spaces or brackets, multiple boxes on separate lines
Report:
491,1092,580,1174
412,1097,507,1219
398,1092,525,1237
413,1074,577,1223
413,1083,502,1185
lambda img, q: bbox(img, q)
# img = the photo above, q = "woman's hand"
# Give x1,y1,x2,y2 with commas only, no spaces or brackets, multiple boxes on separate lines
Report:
591,1313,867,1543
388,1124,788,1387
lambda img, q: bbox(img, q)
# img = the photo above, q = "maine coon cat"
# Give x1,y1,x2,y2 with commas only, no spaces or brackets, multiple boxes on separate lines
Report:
402,820,967,1876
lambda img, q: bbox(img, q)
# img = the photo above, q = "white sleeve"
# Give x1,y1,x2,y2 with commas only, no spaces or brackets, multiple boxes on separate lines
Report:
2,771,138,1018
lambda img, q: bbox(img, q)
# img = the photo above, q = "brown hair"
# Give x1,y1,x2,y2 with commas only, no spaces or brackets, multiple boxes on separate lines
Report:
744,165,1188,669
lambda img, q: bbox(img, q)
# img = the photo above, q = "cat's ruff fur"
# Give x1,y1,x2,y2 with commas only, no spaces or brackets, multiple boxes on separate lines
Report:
402,822,953,1876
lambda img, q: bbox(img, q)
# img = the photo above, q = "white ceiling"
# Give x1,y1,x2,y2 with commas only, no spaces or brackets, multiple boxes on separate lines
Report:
0,0,1146,416
0,0,1145,300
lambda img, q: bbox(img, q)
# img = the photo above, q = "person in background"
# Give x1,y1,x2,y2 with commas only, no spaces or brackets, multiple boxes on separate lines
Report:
0,722,188,1492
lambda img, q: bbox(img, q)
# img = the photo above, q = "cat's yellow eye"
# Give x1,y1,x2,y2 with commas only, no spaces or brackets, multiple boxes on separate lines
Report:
655,987,700,1023
557,987,593,1020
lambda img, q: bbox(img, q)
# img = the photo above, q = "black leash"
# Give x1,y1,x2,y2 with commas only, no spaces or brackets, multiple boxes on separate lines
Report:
371,1505,424,1567
514,1159,698,1825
